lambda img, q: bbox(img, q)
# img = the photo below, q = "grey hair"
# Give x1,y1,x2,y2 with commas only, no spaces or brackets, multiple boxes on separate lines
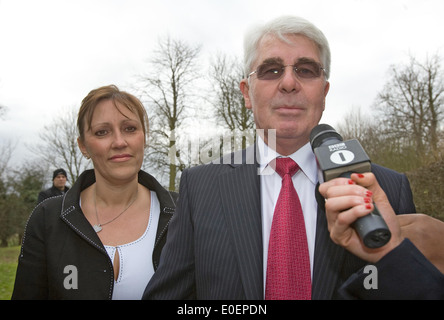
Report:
243,16,331,79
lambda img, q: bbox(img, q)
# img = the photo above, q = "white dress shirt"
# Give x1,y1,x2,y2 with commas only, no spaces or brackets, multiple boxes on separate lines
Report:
257,136,319,295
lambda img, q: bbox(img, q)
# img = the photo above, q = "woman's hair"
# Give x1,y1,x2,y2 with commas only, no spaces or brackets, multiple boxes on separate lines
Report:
243,15,331,79
77,85,149,145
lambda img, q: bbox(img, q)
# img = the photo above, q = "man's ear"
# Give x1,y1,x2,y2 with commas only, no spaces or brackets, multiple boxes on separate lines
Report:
240,79,252,110
323,81,330,111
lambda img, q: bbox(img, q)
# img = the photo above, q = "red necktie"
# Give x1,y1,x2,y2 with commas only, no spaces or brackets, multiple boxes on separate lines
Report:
265,157,311,300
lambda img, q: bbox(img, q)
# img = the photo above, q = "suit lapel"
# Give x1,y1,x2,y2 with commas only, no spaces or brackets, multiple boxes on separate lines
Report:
218,149,263,300
312,205,346,299
60,204,107,254
59,172,107,255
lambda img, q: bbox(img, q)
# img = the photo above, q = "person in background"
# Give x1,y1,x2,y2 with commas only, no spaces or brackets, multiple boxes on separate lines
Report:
37,168,69,203
12,85,177,299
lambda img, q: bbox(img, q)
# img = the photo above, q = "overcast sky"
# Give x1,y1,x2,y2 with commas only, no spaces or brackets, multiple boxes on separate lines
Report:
1,0,444,166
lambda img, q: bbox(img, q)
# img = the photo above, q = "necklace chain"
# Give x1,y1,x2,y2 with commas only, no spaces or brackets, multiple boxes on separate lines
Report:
93,188,138,233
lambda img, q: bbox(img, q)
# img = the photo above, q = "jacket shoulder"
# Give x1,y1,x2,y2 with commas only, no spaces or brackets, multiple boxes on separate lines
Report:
183,161,237,182
371,163,415,214
24,196,65,234
371,163,410,188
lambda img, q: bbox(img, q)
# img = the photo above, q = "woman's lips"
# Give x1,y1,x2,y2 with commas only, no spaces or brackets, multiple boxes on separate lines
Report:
109,154,132,162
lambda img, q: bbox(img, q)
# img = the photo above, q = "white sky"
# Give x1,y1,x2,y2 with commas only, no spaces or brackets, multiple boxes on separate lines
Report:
1,0,444,166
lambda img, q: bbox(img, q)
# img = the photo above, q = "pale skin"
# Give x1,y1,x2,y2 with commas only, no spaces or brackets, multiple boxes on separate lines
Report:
319,172,444,273
77,99,151,280
318,173,403,263
240,34,330,156
53,174,67,191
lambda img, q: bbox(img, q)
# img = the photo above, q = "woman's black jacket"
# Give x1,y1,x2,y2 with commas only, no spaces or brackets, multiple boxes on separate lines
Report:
11,169,177,300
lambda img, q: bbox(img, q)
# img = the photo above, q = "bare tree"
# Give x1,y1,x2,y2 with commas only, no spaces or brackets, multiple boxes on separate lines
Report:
335,106,412,170
209,53,255,150
138,36,201,191
31,107,91,182
375,54,444,163
0,141,14,178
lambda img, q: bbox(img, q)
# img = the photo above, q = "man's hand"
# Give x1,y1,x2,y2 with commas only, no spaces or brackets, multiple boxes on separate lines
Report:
398,213,444,273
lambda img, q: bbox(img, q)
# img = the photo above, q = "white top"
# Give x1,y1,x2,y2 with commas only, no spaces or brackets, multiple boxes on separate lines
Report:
104,191,160,300
256,136,319,297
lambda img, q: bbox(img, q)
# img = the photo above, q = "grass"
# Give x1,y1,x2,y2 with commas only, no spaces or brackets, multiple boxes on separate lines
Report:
0,246,20,300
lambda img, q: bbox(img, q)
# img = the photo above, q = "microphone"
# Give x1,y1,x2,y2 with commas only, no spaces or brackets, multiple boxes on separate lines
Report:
310,124,391,248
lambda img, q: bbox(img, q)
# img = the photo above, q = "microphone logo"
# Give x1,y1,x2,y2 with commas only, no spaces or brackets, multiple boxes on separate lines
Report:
330,150,355,165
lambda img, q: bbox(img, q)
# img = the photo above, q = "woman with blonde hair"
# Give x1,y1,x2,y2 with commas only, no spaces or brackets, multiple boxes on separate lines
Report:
12,85,177,299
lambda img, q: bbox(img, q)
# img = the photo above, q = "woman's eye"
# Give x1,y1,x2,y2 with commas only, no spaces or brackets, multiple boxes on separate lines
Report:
95,130,108,136
125,126,137,133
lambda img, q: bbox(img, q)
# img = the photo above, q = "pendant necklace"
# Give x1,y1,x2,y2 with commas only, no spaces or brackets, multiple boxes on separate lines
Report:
93,188,138,233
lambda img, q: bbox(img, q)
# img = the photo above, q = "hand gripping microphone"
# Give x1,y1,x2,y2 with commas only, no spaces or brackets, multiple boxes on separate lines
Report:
310,124,391,248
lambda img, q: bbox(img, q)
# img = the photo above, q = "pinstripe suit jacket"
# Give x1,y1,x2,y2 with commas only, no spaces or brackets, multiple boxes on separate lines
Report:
144,145,416,300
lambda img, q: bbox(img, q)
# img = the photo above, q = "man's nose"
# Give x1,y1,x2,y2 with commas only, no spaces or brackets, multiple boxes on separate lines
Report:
278,66,302,93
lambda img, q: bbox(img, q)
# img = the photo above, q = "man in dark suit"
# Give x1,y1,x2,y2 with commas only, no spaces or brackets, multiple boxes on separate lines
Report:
144,16,443,299
37,168,69,203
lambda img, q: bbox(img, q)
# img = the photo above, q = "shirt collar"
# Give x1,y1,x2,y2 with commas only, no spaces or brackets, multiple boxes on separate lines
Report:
257,135,318,185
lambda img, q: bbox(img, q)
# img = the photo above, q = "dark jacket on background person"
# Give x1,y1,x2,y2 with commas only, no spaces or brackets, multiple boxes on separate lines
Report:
37,185,70,204
12,169,177,300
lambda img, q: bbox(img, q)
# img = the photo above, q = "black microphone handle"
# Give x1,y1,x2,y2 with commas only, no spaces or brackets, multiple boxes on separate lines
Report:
339,172,391,248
